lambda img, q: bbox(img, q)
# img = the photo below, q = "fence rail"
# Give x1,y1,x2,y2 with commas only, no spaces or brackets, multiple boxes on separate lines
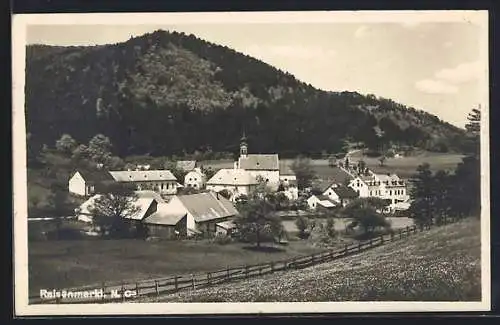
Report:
30,217,457,304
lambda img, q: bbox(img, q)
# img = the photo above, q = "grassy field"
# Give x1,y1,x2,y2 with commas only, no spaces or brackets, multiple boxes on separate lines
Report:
281,217,414,234
144,217,481,302
28,235,325,295
201,152,464,180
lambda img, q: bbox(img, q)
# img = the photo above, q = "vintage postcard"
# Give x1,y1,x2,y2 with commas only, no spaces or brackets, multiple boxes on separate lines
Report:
12,10,490,316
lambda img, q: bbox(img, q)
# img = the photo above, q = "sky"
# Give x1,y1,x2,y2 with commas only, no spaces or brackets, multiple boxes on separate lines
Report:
25,13,488,128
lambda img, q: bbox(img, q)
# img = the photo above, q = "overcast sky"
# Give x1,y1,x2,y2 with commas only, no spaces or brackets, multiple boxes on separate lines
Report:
25,13,487,128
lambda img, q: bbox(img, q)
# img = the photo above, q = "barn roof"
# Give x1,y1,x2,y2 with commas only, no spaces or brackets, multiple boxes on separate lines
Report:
177,192,239,223
143,203,186,226
76,195,158,221
207,168,258,186
239,154,279,171
109,170,177,182
333,185,359,199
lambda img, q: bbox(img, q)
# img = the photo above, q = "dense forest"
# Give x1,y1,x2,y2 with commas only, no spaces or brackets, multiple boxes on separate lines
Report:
26,29,467,160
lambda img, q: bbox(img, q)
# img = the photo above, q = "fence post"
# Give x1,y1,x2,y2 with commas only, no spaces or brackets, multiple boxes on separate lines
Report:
358,241,362,252
175,276,178,291
135,282,139,296
369,238,373,247
380,234,384,245
311,254,315,265
271,262,274,273
406,226,410,237
191,274,196,290
245,265,249,279
344,244,348,256
227,266,230,280
155,280,159,296
207,272,211,285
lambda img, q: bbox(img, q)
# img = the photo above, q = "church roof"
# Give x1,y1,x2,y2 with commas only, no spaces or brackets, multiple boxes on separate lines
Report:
238,154,279,171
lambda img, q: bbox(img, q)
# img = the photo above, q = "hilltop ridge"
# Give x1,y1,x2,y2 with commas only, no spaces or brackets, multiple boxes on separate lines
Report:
26,30,466,158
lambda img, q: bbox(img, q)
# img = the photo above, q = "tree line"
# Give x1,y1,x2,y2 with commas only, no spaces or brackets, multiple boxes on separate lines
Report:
26,30,467,161
409,107,481,225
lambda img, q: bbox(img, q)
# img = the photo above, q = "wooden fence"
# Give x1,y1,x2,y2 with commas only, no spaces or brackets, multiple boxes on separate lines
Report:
29,217,458,304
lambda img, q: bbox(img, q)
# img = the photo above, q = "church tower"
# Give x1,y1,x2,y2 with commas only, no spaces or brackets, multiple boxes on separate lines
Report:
240,131,248,158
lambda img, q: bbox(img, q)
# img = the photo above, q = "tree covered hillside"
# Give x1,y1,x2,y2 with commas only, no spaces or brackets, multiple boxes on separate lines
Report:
26,30,466,159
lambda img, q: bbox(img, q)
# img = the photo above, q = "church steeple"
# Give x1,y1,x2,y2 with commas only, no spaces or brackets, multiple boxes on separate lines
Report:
240,131,248,158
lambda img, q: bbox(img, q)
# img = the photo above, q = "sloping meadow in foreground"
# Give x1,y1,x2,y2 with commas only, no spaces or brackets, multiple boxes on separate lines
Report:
143,217,481,302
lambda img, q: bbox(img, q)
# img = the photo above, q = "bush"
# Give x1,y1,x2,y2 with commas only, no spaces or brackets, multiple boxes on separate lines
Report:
214,233,232,245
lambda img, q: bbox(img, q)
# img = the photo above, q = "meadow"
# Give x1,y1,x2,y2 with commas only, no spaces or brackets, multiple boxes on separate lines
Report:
28,233,325,295
201,152,465,180
145,217,481,302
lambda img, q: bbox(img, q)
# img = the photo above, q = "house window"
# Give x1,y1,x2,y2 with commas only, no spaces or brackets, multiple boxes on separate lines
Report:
161,183,164,190
389,190,392,196
370,191,372,196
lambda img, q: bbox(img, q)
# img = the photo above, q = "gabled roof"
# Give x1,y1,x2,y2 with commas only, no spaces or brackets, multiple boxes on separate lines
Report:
239,154,279,170
328,167,355,185
312,179,335,193
308,195,337,208
76,170,115,183
143,203,186,226
176,160,197,172
109,170,177,182
332,185,359,199
76,194,157,221
207,169,258,186
177,192,239,223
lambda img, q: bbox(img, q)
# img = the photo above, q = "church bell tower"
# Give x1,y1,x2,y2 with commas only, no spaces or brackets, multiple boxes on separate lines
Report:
240,131,248,158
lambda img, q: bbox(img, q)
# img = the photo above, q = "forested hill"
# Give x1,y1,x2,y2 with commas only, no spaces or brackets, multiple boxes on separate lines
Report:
26,29,466,158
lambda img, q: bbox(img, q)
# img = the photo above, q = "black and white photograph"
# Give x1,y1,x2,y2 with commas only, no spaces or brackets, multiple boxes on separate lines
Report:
12,11,490,315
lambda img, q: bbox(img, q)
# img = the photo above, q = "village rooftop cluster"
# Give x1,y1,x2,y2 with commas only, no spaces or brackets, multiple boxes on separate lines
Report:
68,135,410,239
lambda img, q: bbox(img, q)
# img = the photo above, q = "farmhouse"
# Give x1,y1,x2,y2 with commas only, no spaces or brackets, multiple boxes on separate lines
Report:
69,169,181,196
184,168,206,190
307,194,337,211
68,170,116,196
143,192,239,238
75,191,160,223
206,168,259,201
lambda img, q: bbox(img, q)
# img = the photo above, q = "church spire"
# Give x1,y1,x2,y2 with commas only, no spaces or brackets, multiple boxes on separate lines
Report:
240,130,248,158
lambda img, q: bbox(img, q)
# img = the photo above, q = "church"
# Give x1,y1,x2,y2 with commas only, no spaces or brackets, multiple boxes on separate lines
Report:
206,134,297,201
235,134,297,192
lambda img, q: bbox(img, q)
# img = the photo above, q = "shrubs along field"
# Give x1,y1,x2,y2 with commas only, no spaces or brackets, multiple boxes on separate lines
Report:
143,217,481,302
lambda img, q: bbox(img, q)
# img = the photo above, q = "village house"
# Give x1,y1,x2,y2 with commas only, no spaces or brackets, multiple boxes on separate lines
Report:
109,170,181,195
68,169,181,196
142,192,239,239
306,194,337,211
75,190,163,224
183,167,207,190
206,168,259,201
68,170,117,196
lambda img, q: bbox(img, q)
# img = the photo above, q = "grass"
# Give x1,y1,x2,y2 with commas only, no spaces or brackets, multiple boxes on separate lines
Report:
28,234,325,295
144,217,481,302
201,152,464,180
